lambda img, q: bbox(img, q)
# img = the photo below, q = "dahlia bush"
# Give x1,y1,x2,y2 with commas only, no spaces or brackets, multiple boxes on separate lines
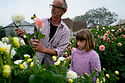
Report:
0,14,124,82
64,25,125,82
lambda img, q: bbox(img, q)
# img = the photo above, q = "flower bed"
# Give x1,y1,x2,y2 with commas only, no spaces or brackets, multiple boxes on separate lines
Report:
0,25,124,83
64,25,125,82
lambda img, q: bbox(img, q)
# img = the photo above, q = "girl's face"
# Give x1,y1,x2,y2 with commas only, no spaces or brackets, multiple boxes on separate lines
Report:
76,40,86,50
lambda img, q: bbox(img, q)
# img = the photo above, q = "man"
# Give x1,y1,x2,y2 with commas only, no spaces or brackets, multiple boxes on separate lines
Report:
15,0,70,65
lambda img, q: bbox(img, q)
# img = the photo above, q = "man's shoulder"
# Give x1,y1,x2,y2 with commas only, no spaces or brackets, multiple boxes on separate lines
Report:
61,21,70,32
42,18,49,22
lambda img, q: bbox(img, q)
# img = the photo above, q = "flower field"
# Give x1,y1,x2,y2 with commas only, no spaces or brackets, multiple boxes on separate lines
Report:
0,25,125,83
64,25,125,82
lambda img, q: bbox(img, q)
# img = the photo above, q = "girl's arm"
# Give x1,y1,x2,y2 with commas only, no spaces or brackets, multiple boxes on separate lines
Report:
89,52,101,73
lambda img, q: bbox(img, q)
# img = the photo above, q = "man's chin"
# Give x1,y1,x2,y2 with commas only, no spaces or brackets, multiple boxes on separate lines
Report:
51,14,56,17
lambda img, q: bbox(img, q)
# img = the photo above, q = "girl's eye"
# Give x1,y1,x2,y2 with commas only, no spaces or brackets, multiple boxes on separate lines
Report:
76,40,80,42
81,40,86,43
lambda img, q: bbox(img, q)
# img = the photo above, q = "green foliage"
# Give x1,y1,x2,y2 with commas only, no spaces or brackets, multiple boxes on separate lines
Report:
64,38,76,57
0,26,5,40
1,25,125,83
26,26,45,41
12,45,35,61
90,26,125,82
73,7,118,27
11,59,69,83
64,25,125,82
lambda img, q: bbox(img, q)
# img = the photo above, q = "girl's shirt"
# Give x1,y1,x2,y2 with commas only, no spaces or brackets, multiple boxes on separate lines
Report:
69,48,101,76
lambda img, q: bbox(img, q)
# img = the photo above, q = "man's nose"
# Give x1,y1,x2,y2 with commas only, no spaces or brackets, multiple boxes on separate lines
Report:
51,7,55,11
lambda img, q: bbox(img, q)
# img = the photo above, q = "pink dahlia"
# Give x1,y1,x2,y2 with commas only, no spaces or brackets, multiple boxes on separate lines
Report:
35,18,44,31
104,33,108,37
124,28,125,31
102,36,106,41
117,29,122,32
106,30,110,34
65,52,68,57
99,45,105,51
118,43,122,46
72,47,76,52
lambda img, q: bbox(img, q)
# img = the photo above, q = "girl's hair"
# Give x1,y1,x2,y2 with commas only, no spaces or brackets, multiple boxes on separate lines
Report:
76,29,95,52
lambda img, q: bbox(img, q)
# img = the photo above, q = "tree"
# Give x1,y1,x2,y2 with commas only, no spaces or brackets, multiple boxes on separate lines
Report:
8,28,16,37
73,7,118,27
0,26,5,40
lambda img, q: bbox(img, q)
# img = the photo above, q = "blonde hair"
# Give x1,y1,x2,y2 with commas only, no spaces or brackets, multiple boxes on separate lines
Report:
76,29,95,52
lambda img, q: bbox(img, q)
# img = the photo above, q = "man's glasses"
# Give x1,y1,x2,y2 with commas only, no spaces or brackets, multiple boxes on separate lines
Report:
49,4,64,9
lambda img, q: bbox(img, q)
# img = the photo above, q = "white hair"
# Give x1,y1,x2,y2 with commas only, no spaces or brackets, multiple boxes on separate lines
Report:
54,0,68,9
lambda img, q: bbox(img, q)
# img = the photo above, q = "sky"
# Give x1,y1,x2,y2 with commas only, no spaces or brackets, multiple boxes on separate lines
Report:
0,0,125,26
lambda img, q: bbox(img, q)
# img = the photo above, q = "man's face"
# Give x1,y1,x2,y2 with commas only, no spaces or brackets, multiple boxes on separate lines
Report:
51,0,65,17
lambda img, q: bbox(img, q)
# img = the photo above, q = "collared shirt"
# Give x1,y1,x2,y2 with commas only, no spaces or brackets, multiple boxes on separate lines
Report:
31,18,70,65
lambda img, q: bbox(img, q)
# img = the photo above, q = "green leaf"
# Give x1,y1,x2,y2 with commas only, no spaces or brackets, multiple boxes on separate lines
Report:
12,45,34,61
26,33,34,40
29,74,36,83
34,26,37,33
38,32,45,41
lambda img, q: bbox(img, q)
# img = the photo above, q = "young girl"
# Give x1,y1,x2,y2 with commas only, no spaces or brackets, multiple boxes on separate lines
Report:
69,29,101,78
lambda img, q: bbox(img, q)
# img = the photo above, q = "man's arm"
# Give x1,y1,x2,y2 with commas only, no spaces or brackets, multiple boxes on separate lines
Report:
32,39,57,56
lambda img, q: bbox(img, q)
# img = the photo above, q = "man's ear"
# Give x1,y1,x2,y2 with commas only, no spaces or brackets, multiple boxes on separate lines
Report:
62,9,67,14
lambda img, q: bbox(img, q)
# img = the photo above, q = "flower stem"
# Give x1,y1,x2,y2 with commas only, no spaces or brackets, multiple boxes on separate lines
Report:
0,55,3,73
8,45,13,66
4,79,6,83
20,23,23,29
9,74,11,83
8,49,12,83
27,40,41,61
8,45,13,83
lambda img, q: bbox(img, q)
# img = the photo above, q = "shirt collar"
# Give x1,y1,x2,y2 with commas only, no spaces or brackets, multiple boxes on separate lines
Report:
48,18,64,28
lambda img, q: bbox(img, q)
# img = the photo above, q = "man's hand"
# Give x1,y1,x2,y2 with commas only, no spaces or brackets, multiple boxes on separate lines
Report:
14,28,26,39
33,39,57,55
32,39,46,53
